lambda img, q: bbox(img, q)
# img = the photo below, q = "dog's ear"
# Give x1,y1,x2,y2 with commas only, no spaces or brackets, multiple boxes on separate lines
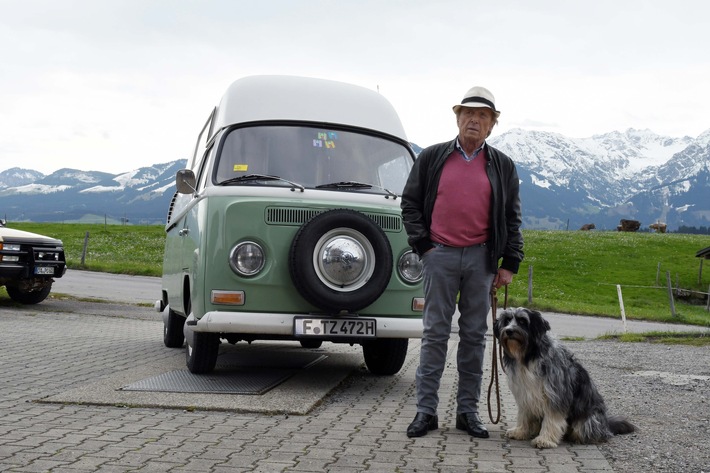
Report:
526,309,550,337
493,314,502,339
493,308,512,339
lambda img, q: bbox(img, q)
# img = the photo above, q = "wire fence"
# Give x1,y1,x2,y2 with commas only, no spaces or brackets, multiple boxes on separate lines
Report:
524,265,710,317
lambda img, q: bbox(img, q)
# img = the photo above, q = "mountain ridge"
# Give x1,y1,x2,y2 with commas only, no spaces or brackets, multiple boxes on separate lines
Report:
488,127,709,230
1,128,708,230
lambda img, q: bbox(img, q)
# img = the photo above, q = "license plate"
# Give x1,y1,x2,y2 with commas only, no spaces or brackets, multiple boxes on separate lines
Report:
294,317,376,338
34,266,54,275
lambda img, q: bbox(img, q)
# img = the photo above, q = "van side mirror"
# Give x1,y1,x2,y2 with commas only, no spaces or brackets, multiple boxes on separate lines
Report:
176,169,197,194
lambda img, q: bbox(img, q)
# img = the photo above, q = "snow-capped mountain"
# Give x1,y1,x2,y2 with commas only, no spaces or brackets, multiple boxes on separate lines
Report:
0,161,186,224
488,128,709,230
0,168,45,189
0,128,708,230
490,128,695,205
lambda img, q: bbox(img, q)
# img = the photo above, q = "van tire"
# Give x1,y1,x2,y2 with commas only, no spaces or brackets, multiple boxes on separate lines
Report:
186,332,220,374
289,209,392,313
362,338,408,375
163,307,186,348
299,340,323,349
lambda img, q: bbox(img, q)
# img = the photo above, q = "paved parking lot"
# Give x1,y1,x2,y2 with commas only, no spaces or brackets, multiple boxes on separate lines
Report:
0,298,627,473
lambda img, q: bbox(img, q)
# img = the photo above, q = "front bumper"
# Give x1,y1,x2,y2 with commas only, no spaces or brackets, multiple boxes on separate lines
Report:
182,309,423,339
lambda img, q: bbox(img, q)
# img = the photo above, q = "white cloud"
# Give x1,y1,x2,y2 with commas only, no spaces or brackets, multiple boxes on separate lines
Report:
1,0,709,174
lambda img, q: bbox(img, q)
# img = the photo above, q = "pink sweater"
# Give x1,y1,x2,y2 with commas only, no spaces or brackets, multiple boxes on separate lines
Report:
430,149,491,247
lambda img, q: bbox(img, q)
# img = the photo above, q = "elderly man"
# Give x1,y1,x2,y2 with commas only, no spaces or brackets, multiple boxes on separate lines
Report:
401,85,524,438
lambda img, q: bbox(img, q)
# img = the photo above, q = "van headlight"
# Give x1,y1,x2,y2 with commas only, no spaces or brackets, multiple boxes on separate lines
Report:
397,250,423,283
229,241,265,276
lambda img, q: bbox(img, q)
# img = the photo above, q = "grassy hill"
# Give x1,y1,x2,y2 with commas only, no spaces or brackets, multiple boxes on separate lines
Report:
7,222,710,326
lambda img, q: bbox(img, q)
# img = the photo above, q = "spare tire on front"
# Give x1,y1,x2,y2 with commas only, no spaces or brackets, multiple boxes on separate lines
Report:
289,209,393,313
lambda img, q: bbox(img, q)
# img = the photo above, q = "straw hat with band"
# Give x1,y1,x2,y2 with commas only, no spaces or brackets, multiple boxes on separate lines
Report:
452,86,501,119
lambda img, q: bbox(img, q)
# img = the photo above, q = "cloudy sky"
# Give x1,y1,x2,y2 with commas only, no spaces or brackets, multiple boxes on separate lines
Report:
1,0,709,175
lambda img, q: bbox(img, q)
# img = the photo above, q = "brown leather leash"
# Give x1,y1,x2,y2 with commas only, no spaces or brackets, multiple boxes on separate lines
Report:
487,284,508,424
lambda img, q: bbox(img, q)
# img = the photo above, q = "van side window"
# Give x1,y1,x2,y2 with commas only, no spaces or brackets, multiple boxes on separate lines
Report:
195,146,214,191
190,108,216,169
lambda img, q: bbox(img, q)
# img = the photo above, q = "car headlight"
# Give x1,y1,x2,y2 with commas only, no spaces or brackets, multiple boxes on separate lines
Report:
0,243,21,262
397,250,423,283
229,241,265,276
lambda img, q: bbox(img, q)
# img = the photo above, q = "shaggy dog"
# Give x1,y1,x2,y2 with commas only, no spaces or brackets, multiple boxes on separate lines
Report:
493,308,636,449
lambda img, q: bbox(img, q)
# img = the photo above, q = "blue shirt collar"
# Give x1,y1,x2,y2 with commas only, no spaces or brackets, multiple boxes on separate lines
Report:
455,137,485,162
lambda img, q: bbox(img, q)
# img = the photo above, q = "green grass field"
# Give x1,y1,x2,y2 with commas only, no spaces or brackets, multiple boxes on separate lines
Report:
7,222,710,327
12,222,165,277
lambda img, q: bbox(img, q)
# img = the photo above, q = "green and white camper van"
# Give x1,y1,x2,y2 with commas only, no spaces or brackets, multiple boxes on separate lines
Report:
156,75,424,375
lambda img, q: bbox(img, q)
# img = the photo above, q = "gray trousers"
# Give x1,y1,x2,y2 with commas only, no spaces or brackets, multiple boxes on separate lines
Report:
416,243,495,416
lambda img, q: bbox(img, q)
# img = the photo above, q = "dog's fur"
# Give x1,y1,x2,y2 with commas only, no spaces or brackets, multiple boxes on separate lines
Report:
493,308,636,449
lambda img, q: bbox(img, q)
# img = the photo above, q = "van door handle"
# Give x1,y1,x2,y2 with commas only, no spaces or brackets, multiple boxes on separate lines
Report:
179,228,189,236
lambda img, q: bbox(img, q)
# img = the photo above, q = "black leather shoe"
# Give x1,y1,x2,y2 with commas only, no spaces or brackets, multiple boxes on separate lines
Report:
456,412,489,438
406,412,438,438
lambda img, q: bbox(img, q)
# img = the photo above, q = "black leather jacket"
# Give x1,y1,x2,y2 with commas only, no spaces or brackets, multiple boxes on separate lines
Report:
401,138,524,274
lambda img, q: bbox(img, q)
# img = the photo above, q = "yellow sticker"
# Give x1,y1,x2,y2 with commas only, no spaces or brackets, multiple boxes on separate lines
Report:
233,164,248,172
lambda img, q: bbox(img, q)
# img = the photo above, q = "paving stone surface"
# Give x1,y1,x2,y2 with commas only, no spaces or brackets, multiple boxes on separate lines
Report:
0,302,625,472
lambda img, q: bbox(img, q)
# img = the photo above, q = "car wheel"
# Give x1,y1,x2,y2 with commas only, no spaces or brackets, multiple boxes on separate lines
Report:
186,332,220,374
289,209,393,313
362,338,408,375
299,339,323,349
163,307,186,348
6,284,52,304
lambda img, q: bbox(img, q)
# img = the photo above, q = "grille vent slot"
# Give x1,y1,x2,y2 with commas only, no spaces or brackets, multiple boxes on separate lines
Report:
266,208,322,225
365,213,401,232
266,207,401,232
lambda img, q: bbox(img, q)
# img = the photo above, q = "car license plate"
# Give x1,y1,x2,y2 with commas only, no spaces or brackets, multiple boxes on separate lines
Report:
34,266,54,275
294,317,376,338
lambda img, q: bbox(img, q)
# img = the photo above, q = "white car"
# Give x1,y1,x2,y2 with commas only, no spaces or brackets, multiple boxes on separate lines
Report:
0,220,67,304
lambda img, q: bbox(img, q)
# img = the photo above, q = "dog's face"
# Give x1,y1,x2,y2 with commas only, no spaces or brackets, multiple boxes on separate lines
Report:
493,308,551,363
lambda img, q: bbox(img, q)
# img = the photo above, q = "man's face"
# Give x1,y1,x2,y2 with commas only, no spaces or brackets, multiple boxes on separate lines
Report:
456,107,495,144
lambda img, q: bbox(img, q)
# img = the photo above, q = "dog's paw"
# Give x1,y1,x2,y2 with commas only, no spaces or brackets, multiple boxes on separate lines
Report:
531,435,559,449
505,427,531,440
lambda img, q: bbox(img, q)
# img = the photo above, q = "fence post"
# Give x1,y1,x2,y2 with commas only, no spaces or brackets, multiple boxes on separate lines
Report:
656,262,661,286
616,284,627,332
706,284,709,312
81,231,89,267
699,259,704,285
527,265,533,304
665,271,676,317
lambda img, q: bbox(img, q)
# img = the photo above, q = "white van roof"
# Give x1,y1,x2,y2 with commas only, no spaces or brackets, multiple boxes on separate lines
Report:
211,75,409,141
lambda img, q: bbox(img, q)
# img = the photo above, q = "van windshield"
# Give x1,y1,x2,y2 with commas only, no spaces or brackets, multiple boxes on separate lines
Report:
214,125,414,194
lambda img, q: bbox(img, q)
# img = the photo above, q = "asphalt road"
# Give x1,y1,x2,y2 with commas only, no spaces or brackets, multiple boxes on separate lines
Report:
53,269,161,306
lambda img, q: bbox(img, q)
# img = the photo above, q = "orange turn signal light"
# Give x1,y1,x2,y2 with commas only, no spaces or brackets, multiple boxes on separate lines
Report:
411,297,425,312
211,290,245,305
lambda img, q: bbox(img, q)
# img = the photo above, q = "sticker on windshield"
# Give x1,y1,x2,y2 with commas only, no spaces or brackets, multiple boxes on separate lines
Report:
233,164,248,172
313,131,338,149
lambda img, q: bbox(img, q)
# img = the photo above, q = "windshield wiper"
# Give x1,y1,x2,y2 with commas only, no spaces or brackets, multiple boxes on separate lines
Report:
316,181,372,189
219,174,304,192
315,181,398,199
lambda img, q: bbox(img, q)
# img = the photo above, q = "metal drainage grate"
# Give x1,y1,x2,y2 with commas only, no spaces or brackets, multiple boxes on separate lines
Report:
217,351,326,370
121,369,292,395
121,352,327,395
